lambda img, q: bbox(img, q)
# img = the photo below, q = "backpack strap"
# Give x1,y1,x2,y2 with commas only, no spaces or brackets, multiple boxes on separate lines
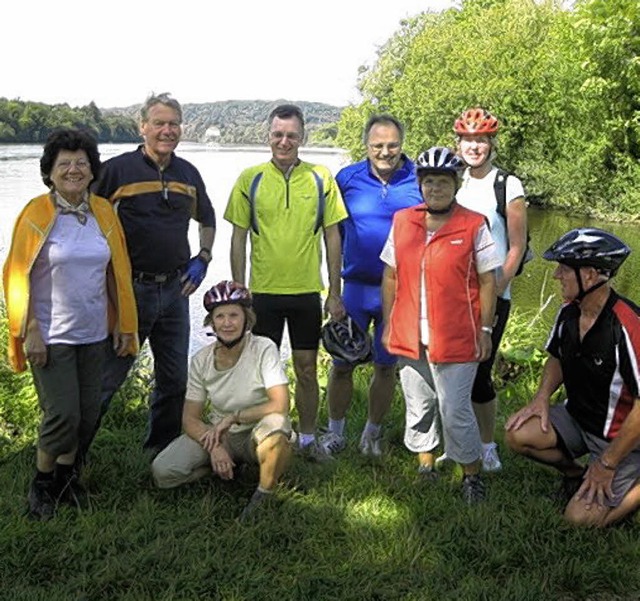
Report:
494,168,509,221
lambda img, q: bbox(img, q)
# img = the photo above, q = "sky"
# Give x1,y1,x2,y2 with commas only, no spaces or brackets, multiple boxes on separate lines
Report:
2,0,458,109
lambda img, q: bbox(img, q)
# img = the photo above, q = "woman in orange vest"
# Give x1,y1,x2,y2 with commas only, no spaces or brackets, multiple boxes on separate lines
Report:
380,147,500,503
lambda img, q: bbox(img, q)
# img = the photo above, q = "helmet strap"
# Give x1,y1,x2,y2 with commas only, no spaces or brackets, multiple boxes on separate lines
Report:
426,202,455,215
573,267,608,302
217,333,246,349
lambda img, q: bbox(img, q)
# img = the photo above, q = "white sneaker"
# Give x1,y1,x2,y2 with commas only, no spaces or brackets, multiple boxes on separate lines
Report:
359,430,383,457
482,442,502,472
319,431,347,455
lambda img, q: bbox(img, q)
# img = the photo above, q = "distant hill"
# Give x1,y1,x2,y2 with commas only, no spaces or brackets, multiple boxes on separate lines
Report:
104,100,343,146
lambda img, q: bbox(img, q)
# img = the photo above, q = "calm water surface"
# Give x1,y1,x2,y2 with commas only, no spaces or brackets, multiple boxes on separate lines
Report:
1,143,639,352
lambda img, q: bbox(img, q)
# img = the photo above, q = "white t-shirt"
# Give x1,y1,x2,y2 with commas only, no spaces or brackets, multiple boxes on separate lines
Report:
186,333,289,431
380,220,501,346
31,212,111,345
456,166,525,300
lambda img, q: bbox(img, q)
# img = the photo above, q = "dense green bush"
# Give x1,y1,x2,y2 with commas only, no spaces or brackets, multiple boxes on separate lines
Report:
338,0,640,218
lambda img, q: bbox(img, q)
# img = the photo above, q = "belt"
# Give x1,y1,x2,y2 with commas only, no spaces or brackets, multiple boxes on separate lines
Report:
133,270,180,283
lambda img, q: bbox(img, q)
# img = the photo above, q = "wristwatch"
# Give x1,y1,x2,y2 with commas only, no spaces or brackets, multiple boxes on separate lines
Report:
198,247,212,264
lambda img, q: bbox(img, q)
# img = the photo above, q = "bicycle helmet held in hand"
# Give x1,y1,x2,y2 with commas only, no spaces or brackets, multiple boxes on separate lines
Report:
321,316,373,365
543,228,630,277
203,280,252,312
453,107,499,136
415,147,465,176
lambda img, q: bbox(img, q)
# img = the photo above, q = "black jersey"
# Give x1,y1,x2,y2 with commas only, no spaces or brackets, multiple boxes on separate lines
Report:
547,290,640,440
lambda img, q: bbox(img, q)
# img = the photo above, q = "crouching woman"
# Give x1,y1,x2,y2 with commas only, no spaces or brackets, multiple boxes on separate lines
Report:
151,281,292,519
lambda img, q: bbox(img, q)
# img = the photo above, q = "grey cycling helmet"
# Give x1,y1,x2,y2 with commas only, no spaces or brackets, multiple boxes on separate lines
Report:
415,147,465,176
543,228,630,300
321,316,372,365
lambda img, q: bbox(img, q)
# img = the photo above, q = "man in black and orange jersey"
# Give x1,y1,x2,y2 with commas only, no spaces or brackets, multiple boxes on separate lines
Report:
90,93,216,457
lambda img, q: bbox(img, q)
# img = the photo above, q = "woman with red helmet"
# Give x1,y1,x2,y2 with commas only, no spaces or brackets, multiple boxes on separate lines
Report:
380,147,501,503
453,107,529,473
151,280,293,521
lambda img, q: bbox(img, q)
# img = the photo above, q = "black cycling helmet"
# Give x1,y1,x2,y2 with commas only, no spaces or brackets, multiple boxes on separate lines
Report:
543,228,630,276
321,316,373,365
543,228,630,300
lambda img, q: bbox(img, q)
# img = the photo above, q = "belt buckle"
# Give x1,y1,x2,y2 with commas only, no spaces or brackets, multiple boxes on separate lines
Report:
155,273,168,283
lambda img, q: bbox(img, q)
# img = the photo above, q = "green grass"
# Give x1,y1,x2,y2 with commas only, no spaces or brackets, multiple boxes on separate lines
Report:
1,308,639,601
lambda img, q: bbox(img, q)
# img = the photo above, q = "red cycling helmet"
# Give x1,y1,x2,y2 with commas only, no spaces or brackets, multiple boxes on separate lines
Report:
453,108,499,136
203,280,252,312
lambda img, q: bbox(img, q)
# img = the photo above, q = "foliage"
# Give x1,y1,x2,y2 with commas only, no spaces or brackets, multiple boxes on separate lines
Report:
0,98,139,144
338,0,640,218
108,100,343,146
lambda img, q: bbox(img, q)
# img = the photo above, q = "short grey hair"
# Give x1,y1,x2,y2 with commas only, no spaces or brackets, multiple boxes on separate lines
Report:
140,92,183,123
363,114,405,145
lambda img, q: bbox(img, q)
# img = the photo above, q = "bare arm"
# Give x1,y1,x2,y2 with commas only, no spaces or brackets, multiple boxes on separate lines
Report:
323,223,345,320
182,399,211,443
477,269,497,362
198,224,215,259
230,225,249,285
505,356,564,432
499,197,527,295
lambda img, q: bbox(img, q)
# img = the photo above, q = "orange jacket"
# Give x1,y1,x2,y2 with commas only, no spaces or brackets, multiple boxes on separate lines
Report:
387,204,486,363
3,193,139,372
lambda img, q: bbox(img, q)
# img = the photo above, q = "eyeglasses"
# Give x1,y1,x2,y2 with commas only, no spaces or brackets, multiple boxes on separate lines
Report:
269,131,302,142
55,159,90,170
368,142,401,153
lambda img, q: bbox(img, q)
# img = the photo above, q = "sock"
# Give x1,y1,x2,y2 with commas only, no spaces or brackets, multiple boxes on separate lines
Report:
363,420,381,438
256,486,274,495
299,433,316,448
328,418,345,437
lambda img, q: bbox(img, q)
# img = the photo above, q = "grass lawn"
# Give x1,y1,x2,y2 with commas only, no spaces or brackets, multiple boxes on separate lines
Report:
1,313,640,601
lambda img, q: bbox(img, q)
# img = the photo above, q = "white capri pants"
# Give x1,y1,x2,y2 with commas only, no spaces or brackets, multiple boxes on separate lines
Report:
398,355,482,465
151,413,292,489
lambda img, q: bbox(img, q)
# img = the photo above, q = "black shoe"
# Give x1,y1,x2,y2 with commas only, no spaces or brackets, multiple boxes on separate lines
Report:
56,465,88,510
27,476,58,521
238,490,272,523
461,474,486,504
552,473,584,506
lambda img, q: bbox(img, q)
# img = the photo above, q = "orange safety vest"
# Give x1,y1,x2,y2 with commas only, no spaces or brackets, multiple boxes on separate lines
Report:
387,204,486,363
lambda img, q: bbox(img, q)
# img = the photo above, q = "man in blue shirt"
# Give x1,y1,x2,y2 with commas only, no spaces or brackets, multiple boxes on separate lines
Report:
320,115,422,457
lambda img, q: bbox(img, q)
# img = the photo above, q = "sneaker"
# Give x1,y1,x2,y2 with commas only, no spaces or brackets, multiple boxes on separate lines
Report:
461,474,486,504
359,430,383,458
319,431,347,455
482,442,502,472
27,476,58,521
299,438,334,463
239,490,272,522
417,464,439,482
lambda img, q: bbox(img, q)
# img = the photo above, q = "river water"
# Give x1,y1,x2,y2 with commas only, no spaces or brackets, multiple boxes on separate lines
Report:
1,143,639,353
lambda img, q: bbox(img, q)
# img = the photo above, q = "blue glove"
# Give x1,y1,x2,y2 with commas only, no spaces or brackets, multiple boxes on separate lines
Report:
182,256,208,289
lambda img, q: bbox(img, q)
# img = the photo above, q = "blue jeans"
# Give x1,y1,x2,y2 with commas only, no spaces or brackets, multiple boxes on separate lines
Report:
97,277,189,452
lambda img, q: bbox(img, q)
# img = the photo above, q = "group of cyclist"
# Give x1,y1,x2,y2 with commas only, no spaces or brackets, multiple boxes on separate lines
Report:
4,94,640,526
